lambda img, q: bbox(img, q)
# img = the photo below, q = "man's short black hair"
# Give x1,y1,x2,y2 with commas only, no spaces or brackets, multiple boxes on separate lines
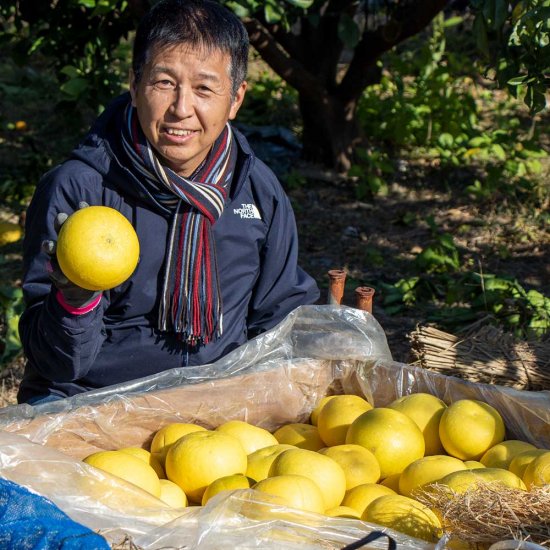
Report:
132,0,249,97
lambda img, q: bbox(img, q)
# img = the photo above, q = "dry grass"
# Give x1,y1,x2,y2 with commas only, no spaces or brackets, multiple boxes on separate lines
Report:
416,483,550,548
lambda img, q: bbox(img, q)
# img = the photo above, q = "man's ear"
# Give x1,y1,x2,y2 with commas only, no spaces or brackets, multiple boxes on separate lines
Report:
229,81,248,120
129,69,138,107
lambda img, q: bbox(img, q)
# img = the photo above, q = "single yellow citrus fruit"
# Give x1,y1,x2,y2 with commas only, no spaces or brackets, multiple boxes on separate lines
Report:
269,447,347,510
437,467,526,493
363,494,442,542
165,430,247,503
399,455,467,497
83,450,161,497
439,399,505,461
119,446,165,479
56,205,140,290
480,440,536,470
317,394,373,447
246,444,296,482
273,423,325,451
346,407,425,479
522,451,550,489
159,479,188,507
202,473,254,505
150,422,208,465
508,449,548,478
253,474,325,514
342,483,396,517
215,420,278,455
310,395,338,426
379,473,401,493
389,393,447,456
318,444,381,490
325,505,361,519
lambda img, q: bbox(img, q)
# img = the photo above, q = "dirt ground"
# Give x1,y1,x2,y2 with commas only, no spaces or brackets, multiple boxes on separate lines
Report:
1,151,548,408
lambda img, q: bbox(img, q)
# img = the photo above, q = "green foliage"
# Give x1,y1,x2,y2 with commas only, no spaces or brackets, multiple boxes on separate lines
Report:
348,149,393,199
471,0,550,114
0,284,23,369
415,218,461,274
0,0,134,113
381,271,549,339
356,12,548,205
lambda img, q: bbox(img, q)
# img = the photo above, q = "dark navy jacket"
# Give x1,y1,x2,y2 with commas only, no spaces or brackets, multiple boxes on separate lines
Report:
18,94,319,402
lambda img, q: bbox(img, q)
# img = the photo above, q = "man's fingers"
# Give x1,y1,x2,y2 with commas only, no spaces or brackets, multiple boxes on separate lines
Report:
78,201,90,210
54,212,69,232
41,239,56,256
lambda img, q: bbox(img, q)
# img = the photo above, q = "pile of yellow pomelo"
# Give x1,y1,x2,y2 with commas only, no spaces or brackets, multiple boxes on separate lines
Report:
82,392,550,543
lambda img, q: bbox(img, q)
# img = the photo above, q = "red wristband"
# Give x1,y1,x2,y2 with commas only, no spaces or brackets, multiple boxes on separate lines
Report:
56,290,102,315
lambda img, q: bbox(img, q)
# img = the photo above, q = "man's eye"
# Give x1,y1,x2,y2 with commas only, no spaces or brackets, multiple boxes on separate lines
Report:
154,80,174,90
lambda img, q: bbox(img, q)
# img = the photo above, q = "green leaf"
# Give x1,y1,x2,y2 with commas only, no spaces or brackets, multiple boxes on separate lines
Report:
60,77,89,99
284,0,314,8
264,3,281,23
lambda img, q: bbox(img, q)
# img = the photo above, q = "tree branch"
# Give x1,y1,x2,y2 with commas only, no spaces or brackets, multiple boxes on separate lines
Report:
338,0,449,101
243,18,324,97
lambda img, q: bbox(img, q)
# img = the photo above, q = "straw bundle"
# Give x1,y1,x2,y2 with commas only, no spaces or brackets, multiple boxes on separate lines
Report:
416,483,550,548
408,325,550,390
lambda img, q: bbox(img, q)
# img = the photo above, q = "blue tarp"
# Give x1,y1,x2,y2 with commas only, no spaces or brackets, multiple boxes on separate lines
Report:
0,477,110,550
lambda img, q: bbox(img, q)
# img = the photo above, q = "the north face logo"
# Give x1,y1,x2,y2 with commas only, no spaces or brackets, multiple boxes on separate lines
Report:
234,203,261,219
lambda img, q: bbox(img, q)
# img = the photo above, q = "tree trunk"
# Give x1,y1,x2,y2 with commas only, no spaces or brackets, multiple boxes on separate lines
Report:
245,0,448,170
299,93,360,173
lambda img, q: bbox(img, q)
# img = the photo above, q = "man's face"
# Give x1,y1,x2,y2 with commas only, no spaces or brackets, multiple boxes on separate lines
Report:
130,43,247,177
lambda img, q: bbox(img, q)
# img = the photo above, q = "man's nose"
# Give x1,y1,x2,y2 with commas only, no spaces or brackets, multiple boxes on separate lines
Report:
170,87,194,118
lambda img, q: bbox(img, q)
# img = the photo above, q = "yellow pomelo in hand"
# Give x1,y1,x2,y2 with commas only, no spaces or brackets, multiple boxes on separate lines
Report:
56,206,140,290
202,473,254,505
150,423,207,465
509,449,548,478
389,393,447,455
165,430,247,503
346,408,425,479
310,395,338,426
215,420,278,454
253,474,325,514
522,451,550,489
119,446,166,479
325,506,361,519
273,423,325,451
439,399,505,461
159,479,188,508
318,444,381,489
317,395,373,447
270,448,347,510
342,483,396,517
399,455,467,497
246,444,295,482
363,494,442,542
438,467,526,493
83,450,161,497
464,460,485,469
480,440,536,469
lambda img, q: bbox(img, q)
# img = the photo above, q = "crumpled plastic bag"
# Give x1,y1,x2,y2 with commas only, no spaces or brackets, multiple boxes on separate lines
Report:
0,305,548,549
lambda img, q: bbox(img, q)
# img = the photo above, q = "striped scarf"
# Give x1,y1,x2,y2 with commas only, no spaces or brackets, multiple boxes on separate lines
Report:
121,104,237,345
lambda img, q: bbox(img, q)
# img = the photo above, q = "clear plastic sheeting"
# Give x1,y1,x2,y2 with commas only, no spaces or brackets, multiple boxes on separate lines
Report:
0,304,549,549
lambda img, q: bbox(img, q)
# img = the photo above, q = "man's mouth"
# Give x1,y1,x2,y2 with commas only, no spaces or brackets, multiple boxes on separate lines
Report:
165,128,195,136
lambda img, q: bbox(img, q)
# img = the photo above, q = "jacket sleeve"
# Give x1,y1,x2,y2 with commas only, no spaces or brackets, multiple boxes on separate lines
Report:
18,165,108,383
246,175,320,337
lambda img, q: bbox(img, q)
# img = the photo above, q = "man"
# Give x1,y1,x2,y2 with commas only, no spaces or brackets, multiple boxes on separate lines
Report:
18,0,319,404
